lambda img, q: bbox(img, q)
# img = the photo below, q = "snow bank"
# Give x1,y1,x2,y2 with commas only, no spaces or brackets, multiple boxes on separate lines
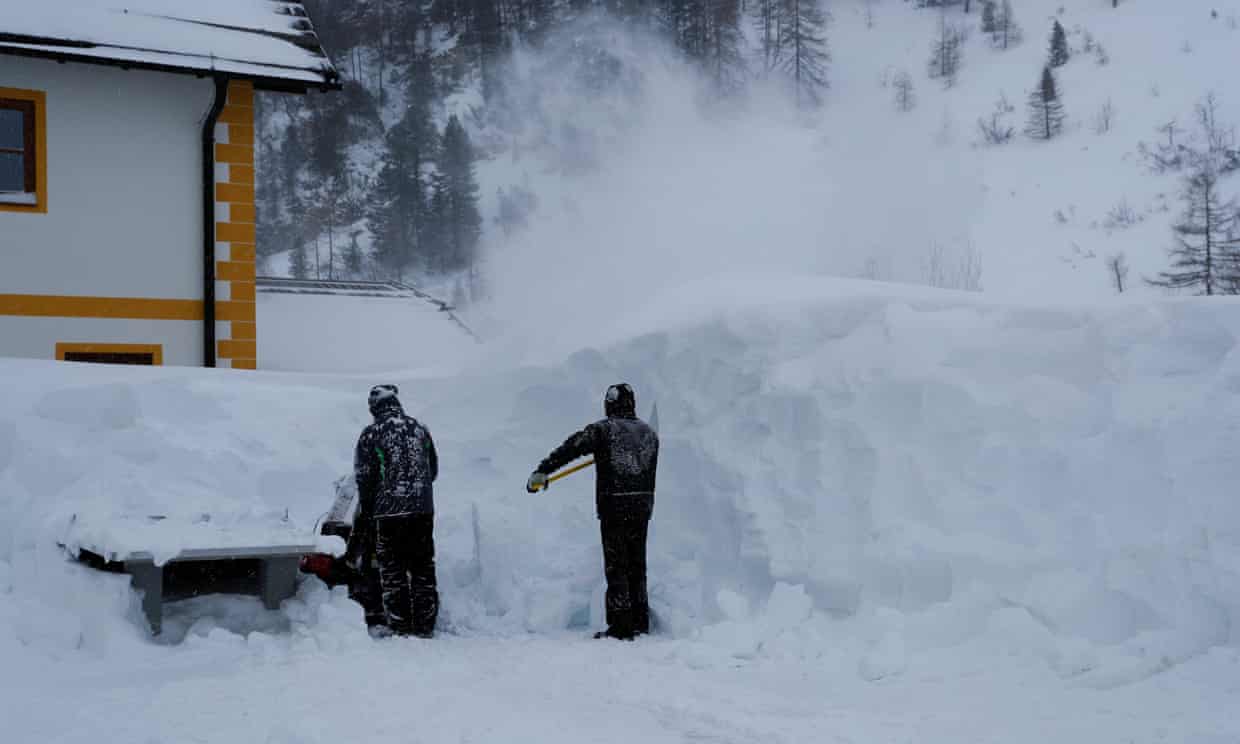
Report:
2,278,1238,686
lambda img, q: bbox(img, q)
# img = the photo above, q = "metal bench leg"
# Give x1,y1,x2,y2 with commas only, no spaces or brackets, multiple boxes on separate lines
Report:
126,561,164,635
259,557,299,610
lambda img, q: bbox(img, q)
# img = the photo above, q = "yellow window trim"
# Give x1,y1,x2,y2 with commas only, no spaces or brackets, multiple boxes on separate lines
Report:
0,87,48,214
56,343,163,366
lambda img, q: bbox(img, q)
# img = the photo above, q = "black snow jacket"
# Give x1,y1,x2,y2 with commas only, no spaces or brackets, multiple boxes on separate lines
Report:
355,399,439,518
537,406,659,522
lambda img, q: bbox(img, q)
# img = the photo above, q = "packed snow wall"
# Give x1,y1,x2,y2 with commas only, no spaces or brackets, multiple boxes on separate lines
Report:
0,279,1237,682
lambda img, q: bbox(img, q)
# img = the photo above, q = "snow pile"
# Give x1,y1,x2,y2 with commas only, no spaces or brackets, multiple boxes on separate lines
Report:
2,278,1238,691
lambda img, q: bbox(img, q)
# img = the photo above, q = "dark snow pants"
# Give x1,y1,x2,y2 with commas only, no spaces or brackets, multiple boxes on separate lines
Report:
600,518,650,638
348,553,387,629
375,514,439,637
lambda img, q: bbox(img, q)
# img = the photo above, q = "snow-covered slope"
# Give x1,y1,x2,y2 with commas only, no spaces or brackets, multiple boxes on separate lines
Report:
1,279,1238,741
470,0,1240,334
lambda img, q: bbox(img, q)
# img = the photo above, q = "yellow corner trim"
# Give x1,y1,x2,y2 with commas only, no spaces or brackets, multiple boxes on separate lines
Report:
218,106,253,125
228,204,257,225
0,87,48,214
231,321,257,340
0,294,203,320
216,182,255,204
217,339,256,359
229,165,255,185
230,282,257,302
56,343,163,365
216,221,256,244
216,260,256,282
226,81,255,107
215,143,254,165
216,300,256,322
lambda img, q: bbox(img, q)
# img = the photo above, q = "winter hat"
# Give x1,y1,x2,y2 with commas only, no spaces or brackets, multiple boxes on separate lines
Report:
604,383,636,418
368,384,400,414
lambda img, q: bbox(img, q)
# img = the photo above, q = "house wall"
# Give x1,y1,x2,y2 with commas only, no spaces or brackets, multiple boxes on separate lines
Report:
0,56,214,366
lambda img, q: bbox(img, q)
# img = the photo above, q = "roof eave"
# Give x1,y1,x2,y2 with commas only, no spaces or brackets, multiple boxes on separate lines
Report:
0,45,341,94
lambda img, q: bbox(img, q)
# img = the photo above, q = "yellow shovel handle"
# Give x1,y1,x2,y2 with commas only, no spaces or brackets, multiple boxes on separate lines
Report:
541,458,595,490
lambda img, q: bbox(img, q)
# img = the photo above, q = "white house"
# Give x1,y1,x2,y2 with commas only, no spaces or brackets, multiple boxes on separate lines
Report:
0,1,339,368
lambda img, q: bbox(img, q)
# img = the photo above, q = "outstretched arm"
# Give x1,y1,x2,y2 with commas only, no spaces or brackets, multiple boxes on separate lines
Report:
536,425,597,475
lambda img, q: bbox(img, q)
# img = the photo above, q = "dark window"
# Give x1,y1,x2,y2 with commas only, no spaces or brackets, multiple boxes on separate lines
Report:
0,98,36,195
63,351,156,365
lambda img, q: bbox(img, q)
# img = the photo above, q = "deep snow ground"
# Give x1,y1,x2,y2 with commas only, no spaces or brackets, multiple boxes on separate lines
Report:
2,617,1238,743
2,551,1238,744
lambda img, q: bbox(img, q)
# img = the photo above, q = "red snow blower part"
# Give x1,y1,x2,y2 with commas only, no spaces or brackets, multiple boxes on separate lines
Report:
299,553,337,581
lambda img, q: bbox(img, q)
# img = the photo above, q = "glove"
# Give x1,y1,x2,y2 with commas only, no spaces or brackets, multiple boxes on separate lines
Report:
526,471,548,493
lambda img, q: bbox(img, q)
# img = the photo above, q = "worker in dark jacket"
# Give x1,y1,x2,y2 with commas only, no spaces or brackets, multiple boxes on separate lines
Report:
341,507,387,634
527,383,659,640
353,384,439,637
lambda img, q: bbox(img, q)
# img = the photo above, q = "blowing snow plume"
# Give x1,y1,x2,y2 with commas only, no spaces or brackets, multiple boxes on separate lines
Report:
475,17,982,356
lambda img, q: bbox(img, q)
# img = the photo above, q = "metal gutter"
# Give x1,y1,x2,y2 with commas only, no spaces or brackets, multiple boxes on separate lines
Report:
202,76,229,368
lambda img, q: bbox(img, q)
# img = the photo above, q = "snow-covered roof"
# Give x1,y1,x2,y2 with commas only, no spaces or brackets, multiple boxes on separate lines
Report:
0,0,340,92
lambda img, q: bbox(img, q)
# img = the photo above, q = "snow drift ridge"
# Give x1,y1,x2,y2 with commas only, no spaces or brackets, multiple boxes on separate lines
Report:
0,279,1238,684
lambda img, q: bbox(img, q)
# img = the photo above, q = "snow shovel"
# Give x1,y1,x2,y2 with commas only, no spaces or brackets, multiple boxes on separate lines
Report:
534,402,659,492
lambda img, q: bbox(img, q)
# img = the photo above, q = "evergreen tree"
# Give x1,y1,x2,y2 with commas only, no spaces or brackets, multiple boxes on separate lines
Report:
473,0,506,102
991,0,1022,50
705,0,746,93
1025,66,1065,140
1148,96,1240,295
368,154,416,277
1147,159,1240,295
752,0,783,73
430,115,483,273
345,232,365,276
928,15,963,88
662,0,744,91
777,0,830,107
1048,19,1070,67
289,240,311,279
981,0,996,33
367,53,438,278
893,71,916,112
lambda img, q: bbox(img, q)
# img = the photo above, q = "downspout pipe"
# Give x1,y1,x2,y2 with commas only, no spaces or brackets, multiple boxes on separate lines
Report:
201,75,229,368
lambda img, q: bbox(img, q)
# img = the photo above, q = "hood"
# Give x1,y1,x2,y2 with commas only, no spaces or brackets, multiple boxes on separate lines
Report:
604,383,636,419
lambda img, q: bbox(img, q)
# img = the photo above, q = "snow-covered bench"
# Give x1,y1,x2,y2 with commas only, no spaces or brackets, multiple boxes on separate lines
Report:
69,515,319,635
117,545,314,634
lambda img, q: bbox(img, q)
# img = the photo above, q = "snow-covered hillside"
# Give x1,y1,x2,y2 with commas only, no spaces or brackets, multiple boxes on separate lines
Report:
262,0,1240,317
2,278,1239,741
477,0,1240,330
